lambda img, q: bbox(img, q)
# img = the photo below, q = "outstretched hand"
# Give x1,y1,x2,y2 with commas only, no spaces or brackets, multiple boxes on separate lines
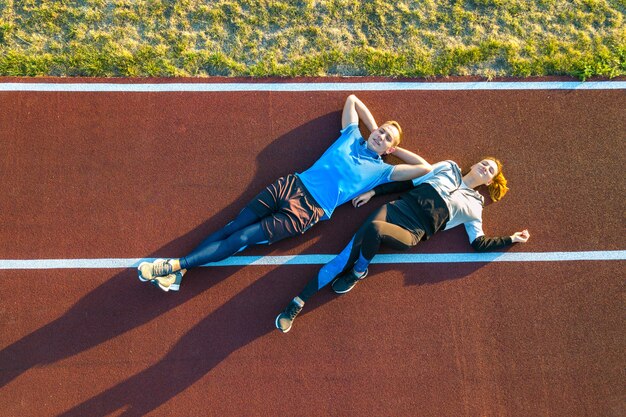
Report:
511,229,530,243
352,190,375,207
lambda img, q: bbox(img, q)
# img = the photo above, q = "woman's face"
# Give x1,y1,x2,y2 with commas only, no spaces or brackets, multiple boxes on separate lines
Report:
470,159,499,185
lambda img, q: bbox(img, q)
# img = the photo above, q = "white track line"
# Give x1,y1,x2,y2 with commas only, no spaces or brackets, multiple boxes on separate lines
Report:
0,81,625,92
0,251,624,270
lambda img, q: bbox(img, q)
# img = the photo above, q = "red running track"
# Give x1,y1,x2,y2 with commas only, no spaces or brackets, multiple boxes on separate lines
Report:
0,78,624,417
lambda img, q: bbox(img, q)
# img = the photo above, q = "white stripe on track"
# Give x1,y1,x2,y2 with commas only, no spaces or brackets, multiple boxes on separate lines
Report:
0,81,625,92
1,251,624,270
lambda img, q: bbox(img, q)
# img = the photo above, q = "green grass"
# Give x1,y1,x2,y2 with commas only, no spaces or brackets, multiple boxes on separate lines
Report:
0,0,624,79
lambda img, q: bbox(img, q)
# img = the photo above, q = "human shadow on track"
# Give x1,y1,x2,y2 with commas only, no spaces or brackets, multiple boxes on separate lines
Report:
53,235,496,417
0,112,343,389
55,263,338,417
51,221,505,416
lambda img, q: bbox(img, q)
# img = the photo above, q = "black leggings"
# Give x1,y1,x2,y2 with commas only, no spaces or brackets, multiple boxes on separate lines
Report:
358,204,422,260
180,207,267,269
298,204,424,301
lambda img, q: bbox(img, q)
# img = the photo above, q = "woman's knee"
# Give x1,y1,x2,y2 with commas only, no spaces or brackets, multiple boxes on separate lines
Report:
365,221,386,240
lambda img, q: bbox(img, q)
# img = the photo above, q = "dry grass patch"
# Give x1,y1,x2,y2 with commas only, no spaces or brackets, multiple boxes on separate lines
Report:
0,0,623,78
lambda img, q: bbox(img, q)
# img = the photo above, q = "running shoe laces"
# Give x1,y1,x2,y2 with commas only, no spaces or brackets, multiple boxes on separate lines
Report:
138,258,174,282
286,300,303,320
152,259,173,277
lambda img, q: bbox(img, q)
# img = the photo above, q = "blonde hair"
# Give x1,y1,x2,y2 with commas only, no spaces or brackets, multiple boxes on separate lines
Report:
485,157,509,202
381,120,402,146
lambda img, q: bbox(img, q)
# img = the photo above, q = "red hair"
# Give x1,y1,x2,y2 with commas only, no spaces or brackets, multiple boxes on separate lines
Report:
484,157,509,202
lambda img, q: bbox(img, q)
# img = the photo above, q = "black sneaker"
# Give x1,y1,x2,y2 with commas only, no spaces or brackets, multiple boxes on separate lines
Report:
332,269,368,294
275,298,304,333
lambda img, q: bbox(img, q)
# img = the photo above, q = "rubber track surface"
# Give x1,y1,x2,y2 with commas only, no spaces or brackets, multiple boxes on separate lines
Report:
0,79,624,417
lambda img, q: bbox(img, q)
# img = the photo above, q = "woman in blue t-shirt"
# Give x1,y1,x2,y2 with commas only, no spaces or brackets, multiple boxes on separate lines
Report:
275,157,530,332
137,95,432,292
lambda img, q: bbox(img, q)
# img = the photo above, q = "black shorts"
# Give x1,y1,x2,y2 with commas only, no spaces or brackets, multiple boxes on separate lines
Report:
384,199,428,241
246,174,325,244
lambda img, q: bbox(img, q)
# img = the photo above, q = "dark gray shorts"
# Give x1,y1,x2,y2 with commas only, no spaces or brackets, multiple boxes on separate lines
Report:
384,199,427,240
247,174,325,244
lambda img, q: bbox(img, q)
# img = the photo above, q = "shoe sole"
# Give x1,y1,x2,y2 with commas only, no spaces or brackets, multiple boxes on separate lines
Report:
137,262,152,282
332,269,368,294
155,269,186,292
152,280,179,292
157,281,180,292
275,314,291,333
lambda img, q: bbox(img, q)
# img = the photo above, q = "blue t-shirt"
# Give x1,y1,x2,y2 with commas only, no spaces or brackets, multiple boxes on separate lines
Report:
297,123,394,219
